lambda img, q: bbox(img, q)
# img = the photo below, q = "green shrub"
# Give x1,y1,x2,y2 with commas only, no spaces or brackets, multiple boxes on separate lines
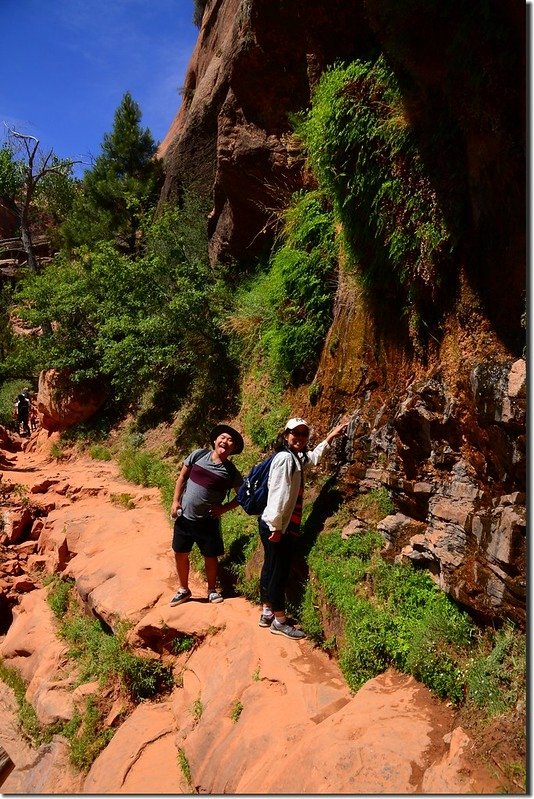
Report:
230,699,243,723
192,696,203,721
172,634,197,655
67,697,114,772
177,748,192,788
306,529,475,700
46,575,75,619
49,442,65,460
89,444,112,461
465,622,526,716
118,650,174,700
110,492,135,509
219,508,261,597
354,488,395,521
57,595,173,700
240,368,290,450
118,447,174,509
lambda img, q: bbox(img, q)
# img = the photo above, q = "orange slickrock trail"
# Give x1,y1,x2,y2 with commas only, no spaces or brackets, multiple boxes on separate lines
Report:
0,432,500,794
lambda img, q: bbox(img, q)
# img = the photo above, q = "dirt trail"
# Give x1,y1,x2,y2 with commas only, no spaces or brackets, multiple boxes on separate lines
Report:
0,433,502,794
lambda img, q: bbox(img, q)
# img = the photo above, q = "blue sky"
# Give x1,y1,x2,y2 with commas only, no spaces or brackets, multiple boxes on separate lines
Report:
1,0,198,174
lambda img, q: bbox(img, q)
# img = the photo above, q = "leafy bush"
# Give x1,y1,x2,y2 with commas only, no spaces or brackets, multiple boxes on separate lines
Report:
89,444,112,461
12,198,234,413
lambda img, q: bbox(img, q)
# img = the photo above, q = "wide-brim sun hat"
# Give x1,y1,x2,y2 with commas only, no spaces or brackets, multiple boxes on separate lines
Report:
210,424,244,454
285,417,310,431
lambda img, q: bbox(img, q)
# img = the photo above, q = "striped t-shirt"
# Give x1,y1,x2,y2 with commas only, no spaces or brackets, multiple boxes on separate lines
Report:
181,448,242,521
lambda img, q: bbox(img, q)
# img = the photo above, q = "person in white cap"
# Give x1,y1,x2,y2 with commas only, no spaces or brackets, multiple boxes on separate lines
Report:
259,415,348,639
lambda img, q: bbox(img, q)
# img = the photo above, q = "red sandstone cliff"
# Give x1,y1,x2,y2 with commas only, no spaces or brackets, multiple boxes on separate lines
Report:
159,0,526,626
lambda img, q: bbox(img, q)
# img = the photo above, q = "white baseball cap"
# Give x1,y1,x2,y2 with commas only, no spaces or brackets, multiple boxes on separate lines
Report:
285,417,310,431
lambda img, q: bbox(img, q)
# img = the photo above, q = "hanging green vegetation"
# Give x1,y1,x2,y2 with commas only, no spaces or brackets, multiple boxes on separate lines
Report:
230,189,338,390
298,56,453,339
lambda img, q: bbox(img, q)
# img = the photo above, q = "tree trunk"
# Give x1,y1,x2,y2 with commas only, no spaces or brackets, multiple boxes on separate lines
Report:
19,221,37,273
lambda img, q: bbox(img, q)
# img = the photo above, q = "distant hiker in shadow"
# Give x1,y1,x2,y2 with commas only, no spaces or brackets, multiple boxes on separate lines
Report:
169,424,244,607
257,415,348,640
13,389,31,437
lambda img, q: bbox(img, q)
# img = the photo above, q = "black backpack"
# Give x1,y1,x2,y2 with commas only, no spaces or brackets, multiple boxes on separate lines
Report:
236,451,296,516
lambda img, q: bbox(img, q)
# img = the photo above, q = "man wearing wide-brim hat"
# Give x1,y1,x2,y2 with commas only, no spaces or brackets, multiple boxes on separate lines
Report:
169,423,244,606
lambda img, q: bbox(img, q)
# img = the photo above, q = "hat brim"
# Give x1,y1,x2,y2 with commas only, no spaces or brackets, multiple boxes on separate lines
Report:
210,424,244,455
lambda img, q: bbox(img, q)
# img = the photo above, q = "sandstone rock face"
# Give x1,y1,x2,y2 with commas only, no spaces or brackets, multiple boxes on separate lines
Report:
37,368,107,432
314,299,526,625
0,680,83,794
1,507,34,544
161,1,524,346
0,202,18,244
0,589,75,725
159,0,375,265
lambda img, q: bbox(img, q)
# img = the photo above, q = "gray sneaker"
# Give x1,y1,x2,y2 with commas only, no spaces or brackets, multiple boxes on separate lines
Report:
270,619,306,639
170,588,191,607
259,613,274,627
208,590,224,603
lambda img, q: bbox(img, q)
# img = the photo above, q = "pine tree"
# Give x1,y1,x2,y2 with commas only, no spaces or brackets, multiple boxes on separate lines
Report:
61,92,162,253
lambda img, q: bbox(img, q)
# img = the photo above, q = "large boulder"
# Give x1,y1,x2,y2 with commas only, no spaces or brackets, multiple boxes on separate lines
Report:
37,369,107,432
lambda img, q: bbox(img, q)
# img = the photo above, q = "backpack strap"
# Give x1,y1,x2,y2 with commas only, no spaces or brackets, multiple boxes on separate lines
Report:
278,446,299,476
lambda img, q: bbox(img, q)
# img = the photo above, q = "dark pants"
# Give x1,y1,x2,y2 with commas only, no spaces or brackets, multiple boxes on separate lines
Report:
18,413,30,435
259,519,295,613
